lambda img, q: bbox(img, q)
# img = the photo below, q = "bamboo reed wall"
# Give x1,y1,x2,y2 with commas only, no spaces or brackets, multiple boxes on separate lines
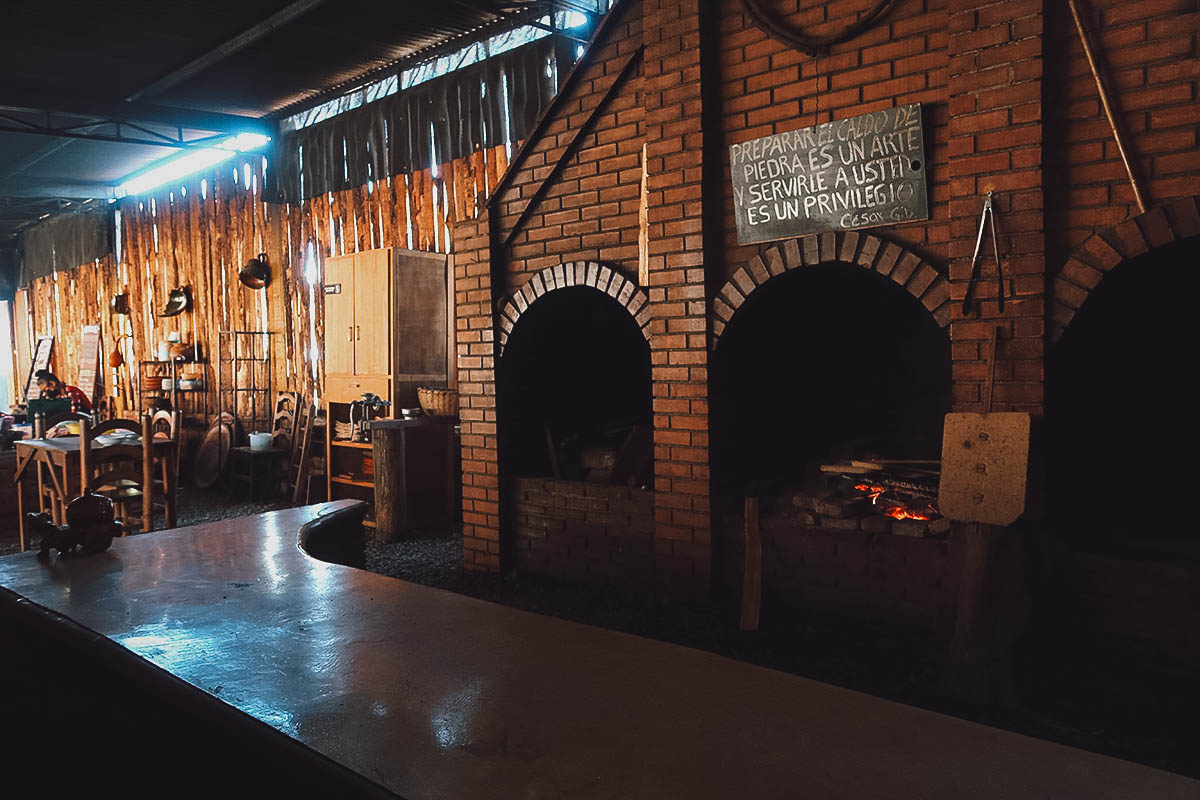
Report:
16,143,510,424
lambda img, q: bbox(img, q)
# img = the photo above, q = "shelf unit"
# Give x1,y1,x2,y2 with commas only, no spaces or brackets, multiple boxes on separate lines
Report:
216,331,273,438
138,359,209,422
326,400,386,528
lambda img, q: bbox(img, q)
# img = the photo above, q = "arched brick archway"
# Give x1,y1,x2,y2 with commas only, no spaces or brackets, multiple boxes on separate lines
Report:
496,261,650,355
710,231,951,349
1050,196,1200,344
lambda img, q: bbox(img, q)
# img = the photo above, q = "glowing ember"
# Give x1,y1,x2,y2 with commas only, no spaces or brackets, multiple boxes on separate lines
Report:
853,483,935,521
884,507,932,521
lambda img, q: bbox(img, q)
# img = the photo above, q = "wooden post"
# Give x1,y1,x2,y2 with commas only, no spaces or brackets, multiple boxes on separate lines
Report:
740,496,762,632
371,424,402,544
951,522,996,665
79,417,91,494
950,325,1005,681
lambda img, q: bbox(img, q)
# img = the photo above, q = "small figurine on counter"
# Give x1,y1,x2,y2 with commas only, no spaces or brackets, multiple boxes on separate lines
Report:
30,491,123,561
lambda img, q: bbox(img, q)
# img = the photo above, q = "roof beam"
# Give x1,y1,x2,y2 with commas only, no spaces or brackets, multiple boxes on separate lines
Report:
128,0,331,101
0,120,233,151
0,182,116,200
0,4,312,187
0,91,275,138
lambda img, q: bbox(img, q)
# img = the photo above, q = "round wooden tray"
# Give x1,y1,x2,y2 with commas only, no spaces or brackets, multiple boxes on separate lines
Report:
193,412,239,489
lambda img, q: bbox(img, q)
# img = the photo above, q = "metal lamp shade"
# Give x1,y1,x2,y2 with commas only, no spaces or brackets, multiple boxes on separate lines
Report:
159,287,191,317
239,253,271,289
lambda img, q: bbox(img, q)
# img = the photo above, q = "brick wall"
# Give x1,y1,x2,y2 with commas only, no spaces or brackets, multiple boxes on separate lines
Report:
453,215,502,571
454,0,1200,637
1045,0,1200,261
489,1,646,291
641,0,714,592
718,0,953,279
513,478,656,583
1053,551,1200,672
716,508,960,635
945,0,1047,415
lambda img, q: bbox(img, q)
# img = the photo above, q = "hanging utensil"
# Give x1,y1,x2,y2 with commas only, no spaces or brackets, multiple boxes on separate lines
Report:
110,292,130,315
961,191,1004,317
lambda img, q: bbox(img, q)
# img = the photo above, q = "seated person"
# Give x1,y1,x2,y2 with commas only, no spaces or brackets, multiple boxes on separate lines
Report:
35,369,93,412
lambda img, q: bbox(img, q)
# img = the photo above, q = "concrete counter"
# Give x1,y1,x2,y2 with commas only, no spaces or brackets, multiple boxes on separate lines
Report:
1,501,1194,799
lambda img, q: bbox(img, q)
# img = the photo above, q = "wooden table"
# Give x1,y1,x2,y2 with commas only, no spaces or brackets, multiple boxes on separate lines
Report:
0,501,1195,800
13,433,178,548
227,444,288,500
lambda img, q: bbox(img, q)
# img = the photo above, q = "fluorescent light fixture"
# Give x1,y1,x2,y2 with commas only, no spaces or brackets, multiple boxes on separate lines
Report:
116,133,271,198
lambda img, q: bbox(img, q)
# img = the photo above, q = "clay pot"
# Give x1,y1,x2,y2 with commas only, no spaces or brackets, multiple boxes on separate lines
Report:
108,344,124,368
169,342,194,361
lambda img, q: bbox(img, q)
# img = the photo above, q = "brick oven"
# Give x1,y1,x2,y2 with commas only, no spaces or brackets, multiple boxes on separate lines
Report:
452,0,1200,653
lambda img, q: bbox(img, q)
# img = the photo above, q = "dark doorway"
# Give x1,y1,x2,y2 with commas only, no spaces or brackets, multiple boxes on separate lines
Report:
498,285,651,478
711,263,951,495
1048,236,1200,551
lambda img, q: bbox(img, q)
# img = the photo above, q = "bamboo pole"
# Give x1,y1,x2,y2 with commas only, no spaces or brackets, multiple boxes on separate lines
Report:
1066,0,1148,213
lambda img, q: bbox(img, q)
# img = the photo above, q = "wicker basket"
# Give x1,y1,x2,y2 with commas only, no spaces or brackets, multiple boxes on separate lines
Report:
142,375,164,391
417,386,459,417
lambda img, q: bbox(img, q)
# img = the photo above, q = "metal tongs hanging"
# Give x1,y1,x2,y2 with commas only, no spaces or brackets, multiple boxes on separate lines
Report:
962,191,1004,317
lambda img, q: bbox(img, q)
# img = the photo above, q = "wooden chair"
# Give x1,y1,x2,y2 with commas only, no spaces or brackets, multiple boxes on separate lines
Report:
37,411,91,438
147,410,180,529
272,392,299,495
33,411,93,523
290,403,326,505
80,416,151,533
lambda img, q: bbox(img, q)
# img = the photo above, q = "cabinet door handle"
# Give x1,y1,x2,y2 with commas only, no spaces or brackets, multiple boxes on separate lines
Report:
356,325,361,340
347,326,353,342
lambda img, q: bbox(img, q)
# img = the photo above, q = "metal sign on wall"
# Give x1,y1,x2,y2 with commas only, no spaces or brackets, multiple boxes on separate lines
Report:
729,103,930,245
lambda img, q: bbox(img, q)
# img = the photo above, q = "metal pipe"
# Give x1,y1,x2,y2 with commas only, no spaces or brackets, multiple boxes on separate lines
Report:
1066,0,1148,213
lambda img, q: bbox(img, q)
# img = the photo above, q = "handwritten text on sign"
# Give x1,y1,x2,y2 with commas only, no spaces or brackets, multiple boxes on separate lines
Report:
730,104,929,245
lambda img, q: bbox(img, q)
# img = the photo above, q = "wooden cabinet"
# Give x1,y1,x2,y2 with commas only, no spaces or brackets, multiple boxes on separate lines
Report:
323,249,392,402
322,246,451,529
322,254,356,377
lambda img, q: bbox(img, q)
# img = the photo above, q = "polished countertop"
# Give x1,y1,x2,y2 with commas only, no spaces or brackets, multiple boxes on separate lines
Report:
1,501,1195,800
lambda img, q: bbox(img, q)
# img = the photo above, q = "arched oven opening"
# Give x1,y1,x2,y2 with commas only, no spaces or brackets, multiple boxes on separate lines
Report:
499,285,652,480
1048,236,1200,555
712,262,952,499
710,262,954,618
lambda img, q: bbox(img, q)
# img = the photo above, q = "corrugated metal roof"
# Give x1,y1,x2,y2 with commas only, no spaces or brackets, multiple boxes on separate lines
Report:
0,0,575,241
